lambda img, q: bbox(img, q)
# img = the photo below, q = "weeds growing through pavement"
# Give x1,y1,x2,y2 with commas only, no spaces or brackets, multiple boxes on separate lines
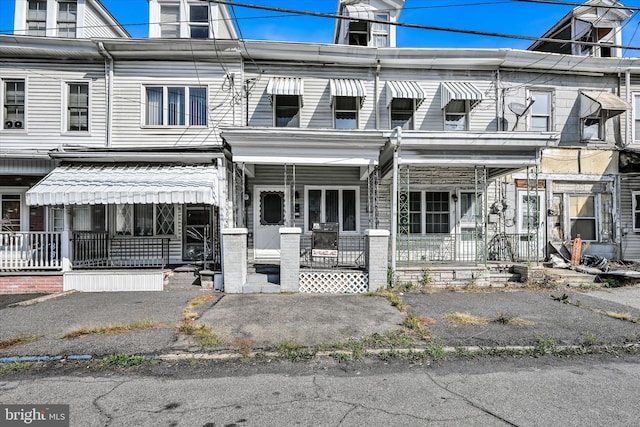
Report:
0,362,32,376
443,312,490,325
273,340,316,362
62,320,162,339
0,335,40,350
100,353,146,368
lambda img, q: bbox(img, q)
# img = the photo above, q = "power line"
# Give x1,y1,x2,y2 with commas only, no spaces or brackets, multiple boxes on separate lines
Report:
514,0,640,12
206,0,640,51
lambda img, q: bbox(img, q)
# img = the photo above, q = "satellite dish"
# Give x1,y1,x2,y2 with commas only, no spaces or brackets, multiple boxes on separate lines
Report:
508,102,527,117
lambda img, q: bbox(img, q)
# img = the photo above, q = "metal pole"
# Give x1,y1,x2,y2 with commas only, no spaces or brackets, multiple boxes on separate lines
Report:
391,127,401,271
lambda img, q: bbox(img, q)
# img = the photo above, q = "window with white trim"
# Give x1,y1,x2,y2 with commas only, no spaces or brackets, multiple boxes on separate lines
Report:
2,79,25,130
274,95,300,127
633,192,640,231
334,96,358,129
115,204,175,236
348,20,368,46
569,195,596,241
27,0,47,36
145,86,207,127
390,98,414,130
72,205,106,232
582,115,602,141
1,194,21,232
66,82,89,132
372,13,389,47
552,189,612,243
403,191,450,234
530,90,552,131
444,100,468,130
57,0,77,38
306,187,358,232
189,4,209,38
160,4,180,37
634,94,640,143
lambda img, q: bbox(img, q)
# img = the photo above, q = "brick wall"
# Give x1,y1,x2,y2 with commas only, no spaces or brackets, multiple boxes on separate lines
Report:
0,275,63,294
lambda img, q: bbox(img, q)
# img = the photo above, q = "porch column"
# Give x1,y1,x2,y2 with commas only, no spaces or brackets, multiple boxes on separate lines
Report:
222,228,248,293
366,229,390,292
61,206,72,272
279,227,301,293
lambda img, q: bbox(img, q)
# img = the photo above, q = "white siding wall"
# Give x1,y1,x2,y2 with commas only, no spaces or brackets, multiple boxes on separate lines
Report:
110,60,242,147
0,61,107,150
621,175,640,260
83,2,124,38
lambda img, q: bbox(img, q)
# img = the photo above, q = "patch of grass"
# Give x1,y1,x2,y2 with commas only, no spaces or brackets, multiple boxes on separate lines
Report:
230,339,256,359
443,312,490,326
600,311,633,322
62,320,162,339
175,319,226,347
0,362,33,376
273,340,316,362
582,334,599,347
0,335,40,350
534,336,556,355
333,352,354,363
188,294,217,308
493,312,536,326
402,313,433,341
377,289,408,312
101,353,146,368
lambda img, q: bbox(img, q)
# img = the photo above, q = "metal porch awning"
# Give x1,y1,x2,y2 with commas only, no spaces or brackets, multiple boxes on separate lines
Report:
580,90,631,119
385,81,426,107
26,164,218,206
330,79,367,107
266,77,304,106
344,3,375,21
440,81,485,109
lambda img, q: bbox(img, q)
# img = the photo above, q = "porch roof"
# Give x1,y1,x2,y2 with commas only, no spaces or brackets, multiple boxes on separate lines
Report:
26,164,218,206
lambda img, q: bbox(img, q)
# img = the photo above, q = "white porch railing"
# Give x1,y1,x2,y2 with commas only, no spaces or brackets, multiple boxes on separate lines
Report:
0,232,62,271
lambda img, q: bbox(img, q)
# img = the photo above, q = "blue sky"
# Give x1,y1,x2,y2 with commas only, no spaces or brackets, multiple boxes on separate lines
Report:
1,0,640,54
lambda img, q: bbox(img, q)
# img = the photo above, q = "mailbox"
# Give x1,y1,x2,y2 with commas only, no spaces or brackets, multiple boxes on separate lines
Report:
312,222,339,257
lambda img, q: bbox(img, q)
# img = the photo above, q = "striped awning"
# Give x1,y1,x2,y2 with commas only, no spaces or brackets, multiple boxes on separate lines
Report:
344,3,375,21
580,90,631,118
26,164,218,206
330,79,367,107
267,77,304,106
440,82,485,109
385,81,426,107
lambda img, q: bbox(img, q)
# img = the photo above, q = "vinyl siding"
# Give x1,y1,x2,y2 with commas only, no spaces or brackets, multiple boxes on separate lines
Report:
0,61,107,151
620,175,640,260
83,2,124,38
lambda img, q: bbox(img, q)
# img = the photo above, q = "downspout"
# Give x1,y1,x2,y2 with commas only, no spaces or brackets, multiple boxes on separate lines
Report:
390,126,401,271
375,60,381,130
97,42,113,148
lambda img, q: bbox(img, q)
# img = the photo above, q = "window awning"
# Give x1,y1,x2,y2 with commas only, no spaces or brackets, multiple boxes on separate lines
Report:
26,164,218,206
385,81,426,107
344,4,375,21
440,81,485,109
266,77,304,106
580,90,631,119
330,79,367,107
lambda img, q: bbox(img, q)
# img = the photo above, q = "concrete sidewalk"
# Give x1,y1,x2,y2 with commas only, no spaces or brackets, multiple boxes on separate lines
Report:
0,287,639,358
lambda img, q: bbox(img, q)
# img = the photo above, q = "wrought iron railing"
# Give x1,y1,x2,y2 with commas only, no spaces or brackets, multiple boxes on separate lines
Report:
395,232,540,266
300,234,366,270
0,232,62,271
72,232,169,268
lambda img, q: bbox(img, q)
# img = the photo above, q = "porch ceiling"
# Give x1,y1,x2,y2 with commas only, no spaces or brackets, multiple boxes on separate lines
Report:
26,164,218,206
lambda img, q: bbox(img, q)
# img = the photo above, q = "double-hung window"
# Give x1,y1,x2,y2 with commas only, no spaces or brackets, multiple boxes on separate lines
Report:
569,195,596,241
444,100,468,130
3,79,25,130
306,187,358,232
274,95,300,127
27,0,47,36
633,94,640,143
390,98,414,130
57,0,77,38
115,204,175,237
334,96,358,129
189,4,209,38
145,86,207,127
160,4,180,37
530,90,552,131
348,20,368,46
67,82,89,132
372,13,389,47
403,191,450,234
633,192,640,232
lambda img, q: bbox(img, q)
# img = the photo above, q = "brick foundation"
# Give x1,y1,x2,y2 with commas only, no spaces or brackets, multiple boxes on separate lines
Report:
0,275,64,294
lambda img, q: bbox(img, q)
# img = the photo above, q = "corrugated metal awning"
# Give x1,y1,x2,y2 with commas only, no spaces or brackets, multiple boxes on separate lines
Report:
385,81,426,107
266,77,304,106
580,90,631,118
330,79,367,107
440,82,485,109
344,4,375,21
26,164,218,206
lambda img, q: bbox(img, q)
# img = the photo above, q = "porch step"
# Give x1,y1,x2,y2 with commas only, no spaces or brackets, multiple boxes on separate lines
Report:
243,282,280,294
544,268,599,287
165,271,200,290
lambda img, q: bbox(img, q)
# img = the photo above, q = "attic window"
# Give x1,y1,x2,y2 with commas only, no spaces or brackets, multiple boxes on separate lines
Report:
58,0,77,38
348,21,368,46
189,4,209,38
27,0,47,36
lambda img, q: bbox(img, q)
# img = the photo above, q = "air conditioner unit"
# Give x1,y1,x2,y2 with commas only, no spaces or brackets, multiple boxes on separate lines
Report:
4,120,12,128
13,121,23,129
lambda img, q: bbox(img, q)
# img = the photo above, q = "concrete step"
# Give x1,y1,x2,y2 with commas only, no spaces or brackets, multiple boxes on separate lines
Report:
243,284,281,294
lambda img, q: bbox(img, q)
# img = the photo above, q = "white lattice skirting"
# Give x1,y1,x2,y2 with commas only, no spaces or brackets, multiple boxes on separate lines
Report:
299,271,369,293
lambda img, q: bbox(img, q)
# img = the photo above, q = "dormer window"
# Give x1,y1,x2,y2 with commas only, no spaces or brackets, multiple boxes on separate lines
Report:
27,0,47,36
189,4,209,38
58,0,77,38
348,20,368,46
160,4,180,38
372,13,389,47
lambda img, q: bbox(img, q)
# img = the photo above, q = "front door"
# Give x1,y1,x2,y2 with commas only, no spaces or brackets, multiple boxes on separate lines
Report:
456,191,480,262
517,191,546,261
183,205,214,262
254,186,289,260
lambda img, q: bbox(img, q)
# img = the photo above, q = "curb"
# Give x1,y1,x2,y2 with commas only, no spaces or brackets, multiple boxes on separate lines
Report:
7,290,77,308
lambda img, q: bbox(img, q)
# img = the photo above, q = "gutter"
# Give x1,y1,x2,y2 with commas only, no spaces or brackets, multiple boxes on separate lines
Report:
97,42,113,148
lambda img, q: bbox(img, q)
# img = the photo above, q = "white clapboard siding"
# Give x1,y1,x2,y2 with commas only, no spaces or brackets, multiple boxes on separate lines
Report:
83,1,124,38
110,60,241,148
0,62,107,150
64,270,165,292
620,175,640,260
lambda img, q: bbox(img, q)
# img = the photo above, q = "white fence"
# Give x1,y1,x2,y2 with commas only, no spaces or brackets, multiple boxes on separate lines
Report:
0,232,62,271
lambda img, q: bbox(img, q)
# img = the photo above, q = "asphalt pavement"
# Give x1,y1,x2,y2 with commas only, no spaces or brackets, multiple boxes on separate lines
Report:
0,286,639,358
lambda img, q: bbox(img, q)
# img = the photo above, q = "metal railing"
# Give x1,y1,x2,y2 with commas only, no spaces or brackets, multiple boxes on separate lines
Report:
0,232,62,271
72,232,170,268
396,232,541,266
300,234,366,270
